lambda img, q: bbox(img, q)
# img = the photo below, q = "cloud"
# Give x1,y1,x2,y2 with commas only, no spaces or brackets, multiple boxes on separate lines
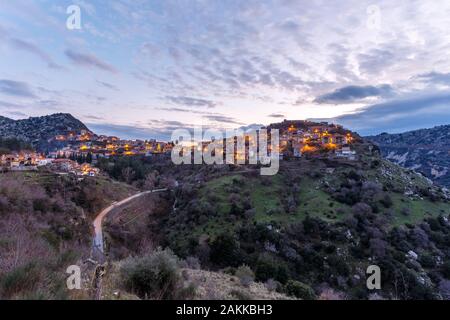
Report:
83,115,104,121
37,100,59,108
315,85,393,104
74,0,96,15
238,123,264,132
3,110,28,118
203,115,245,125
416,72,450,86
165,96,218,108
0,24,8,38
87,123,170,140
65,49,118,73
9,38,63,69
0,79,36,98
0,100,23,108
357,49,397,76
321,93,450,135
97,80,119,91
156,107,221,116
268,113,286,118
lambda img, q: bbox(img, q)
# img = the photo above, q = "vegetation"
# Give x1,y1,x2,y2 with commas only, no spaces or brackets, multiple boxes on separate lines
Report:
119,248,200,300
0,137,33,154
0,172,134,299
2,131,450,300
153,145,450,300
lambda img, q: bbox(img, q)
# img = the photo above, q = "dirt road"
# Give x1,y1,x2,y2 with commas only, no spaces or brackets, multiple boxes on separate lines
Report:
93,188,167,253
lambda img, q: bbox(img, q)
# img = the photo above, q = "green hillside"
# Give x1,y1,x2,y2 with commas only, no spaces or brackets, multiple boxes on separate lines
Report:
157,143,450,300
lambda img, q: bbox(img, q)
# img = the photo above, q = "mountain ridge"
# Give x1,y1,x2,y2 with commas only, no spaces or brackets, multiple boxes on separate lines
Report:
367,124,450,188
0,113,92,152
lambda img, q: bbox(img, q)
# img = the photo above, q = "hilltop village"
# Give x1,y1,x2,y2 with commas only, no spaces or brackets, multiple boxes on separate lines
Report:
0,129,174,176
269,120,357,159
0,120,357,175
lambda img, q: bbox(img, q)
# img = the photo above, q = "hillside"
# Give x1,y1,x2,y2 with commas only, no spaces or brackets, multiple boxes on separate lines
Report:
150,141,450,300
367,125,450,188
100,263,293,300
0,171,135,299
2,113,450,300
0,113,92,152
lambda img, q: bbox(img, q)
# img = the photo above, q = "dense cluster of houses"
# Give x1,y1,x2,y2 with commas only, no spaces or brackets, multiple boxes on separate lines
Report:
0,151,99,176
50,159,100,176
173,120,358,163
1,120,357,175
275,120,357,160
0,151,46,171
50,130,174,159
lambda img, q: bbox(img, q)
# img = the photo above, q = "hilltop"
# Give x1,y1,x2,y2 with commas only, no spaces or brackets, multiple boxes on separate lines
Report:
367,125,450,188
0,113,92,152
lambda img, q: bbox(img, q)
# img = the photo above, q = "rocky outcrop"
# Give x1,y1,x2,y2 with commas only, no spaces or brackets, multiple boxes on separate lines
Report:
367,125,450,187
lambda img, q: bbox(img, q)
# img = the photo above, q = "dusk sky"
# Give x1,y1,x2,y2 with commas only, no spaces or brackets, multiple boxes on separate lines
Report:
1,0,450,140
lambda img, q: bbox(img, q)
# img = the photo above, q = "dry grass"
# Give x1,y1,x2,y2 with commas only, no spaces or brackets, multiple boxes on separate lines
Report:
183,269,293,300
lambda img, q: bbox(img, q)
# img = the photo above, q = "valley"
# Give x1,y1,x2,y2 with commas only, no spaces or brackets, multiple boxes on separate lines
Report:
1,114,450,300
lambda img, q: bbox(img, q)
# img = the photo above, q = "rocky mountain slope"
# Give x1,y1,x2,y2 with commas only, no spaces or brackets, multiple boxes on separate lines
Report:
0,113,92,151
367,125,450,188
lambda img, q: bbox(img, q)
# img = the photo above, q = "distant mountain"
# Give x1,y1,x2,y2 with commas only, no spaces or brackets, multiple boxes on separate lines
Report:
0,113,92,152
367,125,450,188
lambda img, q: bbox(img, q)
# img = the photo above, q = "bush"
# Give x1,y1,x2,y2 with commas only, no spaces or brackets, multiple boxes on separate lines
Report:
419,254,436,269
265,278,281,292
120,248,181,299
285,280,316,300
0,262,41,299
235,265,255,287
230,289,252,300
380,194,393,208
352,202,372,216
255,253,289,283
210,233,241,267
442,261,450,279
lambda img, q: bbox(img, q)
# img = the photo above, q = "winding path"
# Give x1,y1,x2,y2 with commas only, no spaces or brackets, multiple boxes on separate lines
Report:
93,188,168,253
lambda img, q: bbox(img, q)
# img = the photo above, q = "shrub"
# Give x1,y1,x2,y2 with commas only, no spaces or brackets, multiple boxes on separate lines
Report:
265,278,281,292
183,256,200,270
442,261,450,279
419,254,436,269
235,265,255,287
255,253,289,284
230,289,252,300
352,202,372,216
0,262,41,299
120,248,181,299
401,207,411,216
380,194,393,208
210,233,241,267
285,280,316,300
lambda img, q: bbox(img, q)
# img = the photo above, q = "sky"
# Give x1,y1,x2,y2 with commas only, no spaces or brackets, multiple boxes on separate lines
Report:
0,0,450,140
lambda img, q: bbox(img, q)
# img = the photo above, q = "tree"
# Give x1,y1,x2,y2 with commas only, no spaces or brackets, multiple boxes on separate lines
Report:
144,171,158,190
121,167,135,184
235,265,255,287
285,280,316,300
369,238,388,258
352,202,372,216
255,253,289,283
210,233,241,267
120,248,181,299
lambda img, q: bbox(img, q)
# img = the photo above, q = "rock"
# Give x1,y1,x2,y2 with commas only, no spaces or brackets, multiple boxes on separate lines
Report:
406,250,418,260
